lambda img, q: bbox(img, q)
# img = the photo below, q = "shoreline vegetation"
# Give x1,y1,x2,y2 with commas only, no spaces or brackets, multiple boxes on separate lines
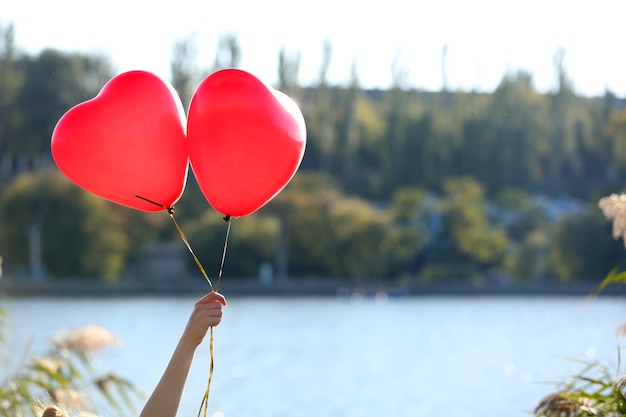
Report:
3,32,626,290
2,276,625,298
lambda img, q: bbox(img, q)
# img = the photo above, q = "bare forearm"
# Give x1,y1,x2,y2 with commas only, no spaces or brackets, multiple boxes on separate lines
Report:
139,339,196,417
139,292,225,417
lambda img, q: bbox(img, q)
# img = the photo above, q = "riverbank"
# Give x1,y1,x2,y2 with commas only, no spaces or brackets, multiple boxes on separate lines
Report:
2,275,624,298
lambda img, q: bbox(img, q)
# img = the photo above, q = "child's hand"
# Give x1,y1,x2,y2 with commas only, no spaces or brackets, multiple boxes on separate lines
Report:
183,292,227,347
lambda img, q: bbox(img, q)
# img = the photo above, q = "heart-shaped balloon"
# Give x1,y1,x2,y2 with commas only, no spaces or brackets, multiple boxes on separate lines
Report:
51,70,188,212
187,69,307,217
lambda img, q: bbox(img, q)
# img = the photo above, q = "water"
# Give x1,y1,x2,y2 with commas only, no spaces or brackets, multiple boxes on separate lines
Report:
2,294,625,417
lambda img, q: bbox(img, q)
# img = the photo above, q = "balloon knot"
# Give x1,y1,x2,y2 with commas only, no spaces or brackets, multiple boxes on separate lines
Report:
167,206,175,215
222,215,231,222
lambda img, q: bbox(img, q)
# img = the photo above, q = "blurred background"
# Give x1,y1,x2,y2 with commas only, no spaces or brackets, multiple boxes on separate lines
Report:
1,0,626,292
2,2,626,417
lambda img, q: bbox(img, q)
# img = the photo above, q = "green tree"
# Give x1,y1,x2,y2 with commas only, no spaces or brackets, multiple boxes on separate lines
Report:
545,48,594,195
0,20,24,182
384,188,430,279
182,212,280,279
443,178,508,263
403,111,448,190
5,48,112,169
421,177,509,283
276,45,301,98
347,92,386,197
336,61,361,190
263,172,392,280
480,71,550,192
301,190,391,280
308,39,336,174
493,189,551,242
605,107,626,168
0,171,131,281
211,31,241,71
548,206,624,282
381,48,412,196
494,189,551,281
170,32,200,109
504,229,550,282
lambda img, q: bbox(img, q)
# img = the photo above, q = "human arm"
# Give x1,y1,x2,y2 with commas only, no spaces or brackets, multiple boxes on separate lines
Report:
139,291,227,417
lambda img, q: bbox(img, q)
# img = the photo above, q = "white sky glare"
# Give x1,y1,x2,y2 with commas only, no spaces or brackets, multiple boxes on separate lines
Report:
2,0,625,97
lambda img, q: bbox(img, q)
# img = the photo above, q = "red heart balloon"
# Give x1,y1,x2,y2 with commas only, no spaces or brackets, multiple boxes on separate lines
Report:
51,71,188,212
187,69,306,217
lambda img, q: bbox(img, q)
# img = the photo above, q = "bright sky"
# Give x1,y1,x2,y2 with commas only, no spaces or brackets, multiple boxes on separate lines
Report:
3,0,625,97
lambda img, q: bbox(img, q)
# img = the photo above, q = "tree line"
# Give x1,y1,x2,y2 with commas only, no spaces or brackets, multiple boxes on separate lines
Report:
1,20,626,287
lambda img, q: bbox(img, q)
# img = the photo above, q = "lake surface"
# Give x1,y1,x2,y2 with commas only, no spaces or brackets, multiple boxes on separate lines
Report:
2,294,625,417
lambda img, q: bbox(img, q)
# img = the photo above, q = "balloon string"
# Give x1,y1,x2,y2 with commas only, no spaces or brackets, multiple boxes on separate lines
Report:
134,196,232,417
168,211,215,290
216,218,231,292
135,195,214,289
199,218,232,417
197,326,215,417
